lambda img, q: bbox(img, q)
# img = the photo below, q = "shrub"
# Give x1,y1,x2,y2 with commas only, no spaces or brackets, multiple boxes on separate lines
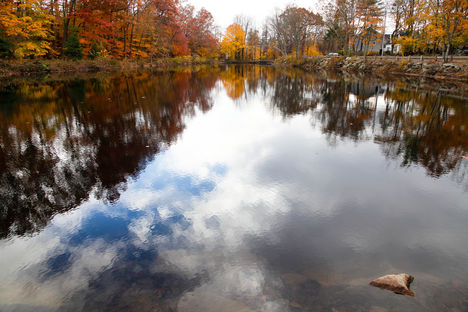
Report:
366,51,380,56
88,41,101,59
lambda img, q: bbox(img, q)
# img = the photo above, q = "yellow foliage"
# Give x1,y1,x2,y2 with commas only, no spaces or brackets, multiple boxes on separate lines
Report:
0,0,53,58
220,24,245,60
220,67,246,99
305,43,321,56
396,36,417,55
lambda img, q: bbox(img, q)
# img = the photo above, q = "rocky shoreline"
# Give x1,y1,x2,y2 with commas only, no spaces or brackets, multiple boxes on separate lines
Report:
2,57,468,87
275,56,468,83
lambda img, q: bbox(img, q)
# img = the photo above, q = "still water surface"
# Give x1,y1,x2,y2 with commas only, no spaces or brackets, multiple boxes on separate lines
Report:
0,66,467,311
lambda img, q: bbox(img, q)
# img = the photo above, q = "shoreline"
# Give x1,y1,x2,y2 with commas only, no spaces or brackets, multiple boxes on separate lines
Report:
2,57,467,83
1,57,467,95
274,56,468,83
0,57,222,78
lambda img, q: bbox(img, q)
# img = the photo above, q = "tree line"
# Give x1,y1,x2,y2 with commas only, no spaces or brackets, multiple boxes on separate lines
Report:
0,0,219,59
0,0,466,60
221,0,466,61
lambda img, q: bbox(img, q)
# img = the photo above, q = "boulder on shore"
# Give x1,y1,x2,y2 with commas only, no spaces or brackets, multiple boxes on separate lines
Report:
369,273,415,296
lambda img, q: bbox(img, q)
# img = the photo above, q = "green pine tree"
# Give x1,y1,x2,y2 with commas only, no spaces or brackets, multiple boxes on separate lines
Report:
0,31,12,58
64,28,83,60
0,37,12,58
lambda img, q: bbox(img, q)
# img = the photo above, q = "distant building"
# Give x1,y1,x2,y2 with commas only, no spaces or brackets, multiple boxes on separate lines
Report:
355,30,396,54
384,43,401,54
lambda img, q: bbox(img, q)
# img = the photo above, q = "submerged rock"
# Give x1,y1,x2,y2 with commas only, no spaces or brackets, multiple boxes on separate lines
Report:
370,273,415,296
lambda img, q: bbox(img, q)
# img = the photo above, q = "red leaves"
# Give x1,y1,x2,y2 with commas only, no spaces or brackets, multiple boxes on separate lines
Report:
57,0,219,58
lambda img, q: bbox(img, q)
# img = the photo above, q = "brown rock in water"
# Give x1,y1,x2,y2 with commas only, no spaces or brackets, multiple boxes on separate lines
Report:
370,273,415,296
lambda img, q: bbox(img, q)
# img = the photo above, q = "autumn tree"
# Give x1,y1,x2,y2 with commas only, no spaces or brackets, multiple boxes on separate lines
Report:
390,0,467,59
181,6,218,57
324,0,358,55
259,25,271,58
0,0,53,58
246,29,260,60
356,0,383,58
233,15,253,60
0,0,219,60
439,0,467,61
221,24,245,60
268,5,323,57
390,0,405,53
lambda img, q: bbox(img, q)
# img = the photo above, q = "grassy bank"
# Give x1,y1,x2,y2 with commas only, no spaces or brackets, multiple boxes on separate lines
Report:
0,57,221,78
274,56,468,82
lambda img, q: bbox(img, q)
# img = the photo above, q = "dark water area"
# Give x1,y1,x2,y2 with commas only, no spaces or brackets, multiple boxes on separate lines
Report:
0,66,467,312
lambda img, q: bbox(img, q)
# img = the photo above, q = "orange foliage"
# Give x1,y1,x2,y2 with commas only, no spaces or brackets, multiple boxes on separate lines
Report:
0,0,219,59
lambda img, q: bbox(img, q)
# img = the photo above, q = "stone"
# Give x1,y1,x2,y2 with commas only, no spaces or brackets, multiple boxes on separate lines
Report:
369,273,415,296
441,63,460,72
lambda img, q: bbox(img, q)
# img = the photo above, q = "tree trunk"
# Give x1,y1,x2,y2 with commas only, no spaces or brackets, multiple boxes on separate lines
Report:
363,36,369,60
129,23,135,58
123,24,127,58
345,32,349,55
63,0,77,50
443,43,450,63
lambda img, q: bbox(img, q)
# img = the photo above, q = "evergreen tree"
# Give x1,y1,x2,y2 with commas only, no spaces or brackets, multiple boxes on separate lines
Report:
0,36,12,58
64,28,83,59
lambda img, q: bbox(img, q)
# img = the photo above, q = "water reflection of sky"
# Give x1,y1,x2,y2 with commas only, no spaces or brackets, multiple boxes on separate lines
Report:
1,72,468,312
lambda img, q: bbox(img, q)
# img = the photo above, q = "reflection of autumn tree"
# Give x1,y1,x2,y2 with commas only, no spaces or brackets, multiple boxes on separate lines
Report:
268,71,467,184
183,66,467,185
270,71,320,116
317,79,377,143
376,88,468,179
270,74,377,142
220,66,246,100
1,67,466,237
0,69,218,238
220,65,278,100
245,66,263,95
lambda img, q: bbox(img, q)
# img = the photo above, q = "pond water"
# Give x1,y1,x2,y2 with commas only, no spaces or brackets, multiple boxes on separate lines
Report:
0,66,467,312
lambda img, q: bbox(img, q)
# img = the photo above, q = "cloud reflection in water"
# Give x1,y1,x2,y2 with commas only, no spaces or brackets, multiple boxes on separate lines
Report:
0,67,467,311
